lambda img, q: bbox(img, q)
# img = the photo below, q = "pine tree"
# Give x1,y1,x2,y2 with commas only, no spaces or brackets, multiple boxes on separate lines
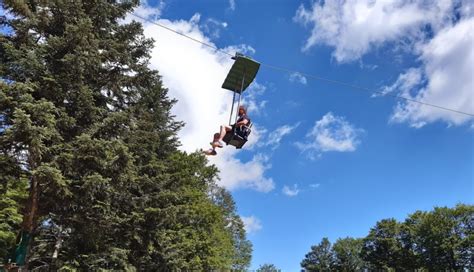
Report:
0,153,28,263
301,237,334,271
1,1,250,270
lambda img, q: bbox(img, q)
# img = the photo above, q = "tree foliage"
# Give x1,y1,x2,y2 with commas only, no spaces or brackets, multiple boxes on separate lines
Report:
256,263,281,272
301,204,473,271
301,237,334,272
0,0,251,270
332,237,365,271
301,237,367,272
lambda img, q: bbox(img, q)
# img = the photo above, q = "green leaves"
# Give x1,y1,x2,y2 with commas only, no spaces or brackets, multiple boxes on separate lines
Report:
34,163,71,200
361,205,474,270
301,205,473,271
256,263,281,272
301,237,334,272
404,205,474,270
361,219,408,270
332,238,364,271
0,177,28,260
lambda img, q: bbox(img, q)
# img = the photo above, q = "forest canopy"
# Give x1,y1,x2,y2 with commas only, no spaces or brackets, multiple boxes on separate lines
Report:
301,204,473,271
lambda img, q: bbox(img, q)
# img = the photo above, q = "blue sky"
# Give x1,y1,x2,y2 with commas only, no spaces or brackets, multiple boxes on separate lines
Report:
3,0,473,270
132,0,473,270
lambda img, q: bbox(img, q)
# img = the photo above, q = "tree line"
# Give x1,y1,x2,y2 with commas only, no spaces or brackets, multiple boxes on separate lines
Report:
301,204,473,271
1,0,251,270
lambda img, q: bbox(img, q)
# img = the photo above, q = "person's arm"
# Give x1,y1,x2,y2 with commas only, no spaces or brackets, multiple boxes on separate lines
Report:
236,117,249,127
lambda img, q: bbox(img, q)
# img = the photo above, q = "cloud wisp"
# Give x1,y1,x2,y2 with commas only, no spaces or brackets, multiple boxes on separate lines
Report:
289,72,308,85
202,17,228,39
229,0,236,11
241,215,262,234
265,123,300,150
376,68,423,97
296,112,364,158
282,184,300,197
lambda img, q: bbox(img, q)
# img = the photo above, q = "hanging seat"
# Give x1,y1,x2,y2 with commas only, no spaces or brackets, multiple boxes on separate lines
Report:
221,53,260,149
223,122,253,149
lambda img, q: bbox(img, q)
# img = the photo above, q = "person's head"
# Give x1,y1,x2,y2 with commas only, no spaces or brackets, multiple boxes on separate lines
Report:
238,105,246,115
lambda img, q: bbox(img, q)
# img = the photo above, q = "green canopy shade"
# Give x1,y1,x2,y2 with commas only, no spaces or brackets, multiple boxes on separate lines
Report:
222,54,260,93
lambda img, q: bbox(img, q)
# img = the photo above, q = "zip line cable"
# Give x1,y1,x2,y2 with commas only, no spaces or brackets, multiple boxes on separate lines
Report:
260,63,474,117
132,13,233,58
130,12,474,117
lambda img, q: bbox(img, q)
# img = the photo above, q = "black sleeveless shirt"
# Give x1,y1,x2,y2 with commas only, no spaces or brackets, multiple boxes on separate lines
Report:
236,114,250,125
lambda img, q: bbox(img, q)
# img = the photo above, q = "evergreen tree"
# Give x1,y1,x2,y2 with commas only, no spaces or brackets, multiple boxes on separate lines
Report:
301,237,367,272
0,154,28,262
301,237,334,272
1,1,250,270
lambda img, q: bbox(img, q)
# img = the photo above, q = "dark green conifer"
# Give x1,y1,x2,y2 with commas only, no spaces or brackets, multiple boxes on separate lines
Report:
1,1,251,270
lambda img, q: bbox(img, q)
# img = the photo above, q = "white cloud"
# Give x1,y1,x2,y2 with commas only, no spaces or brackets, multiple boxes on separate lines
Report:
243,82,267,116
389,18,474,127
295,0,474,127
359,61,378,71
136,1,164,19
282,184,300,197
241,215,262,234
229,0,236,11
309,183,320,189
209,152,275,192
223,44,256,56
285,100,301,108
294,0,458,62
128,8,273,192
377,68,423,97
266,123,300,150
123,0,164,24
289,72,307,85
245,99,267,117
202,18,228,39
296,112,364,156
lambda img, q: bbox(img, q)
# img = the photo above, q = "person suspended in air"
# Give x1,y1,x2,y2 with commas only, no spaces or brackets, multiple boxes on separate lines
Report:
203,105,251,156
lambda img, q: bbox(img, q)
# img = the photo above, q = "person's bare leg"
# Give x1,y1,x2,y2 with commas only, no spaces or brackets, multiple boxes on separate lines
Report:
210,133,220,146
212,125,231,148
218,125,232,141
204,133,220,155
